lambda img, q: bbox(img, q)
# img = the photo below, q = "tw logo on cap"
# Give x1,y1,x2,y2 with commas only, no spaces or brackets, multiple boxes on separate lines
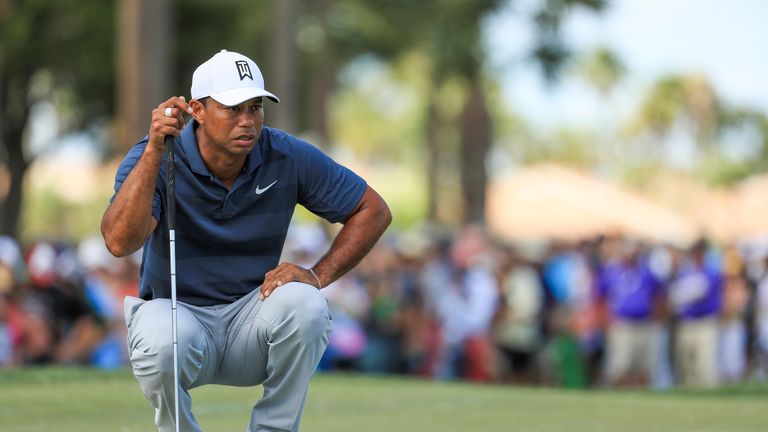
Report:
236,60,253,81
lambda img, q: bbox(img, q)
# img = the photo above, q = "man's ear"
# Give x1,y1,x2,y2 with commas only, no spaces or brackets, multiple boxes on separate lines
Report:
190,99,206,124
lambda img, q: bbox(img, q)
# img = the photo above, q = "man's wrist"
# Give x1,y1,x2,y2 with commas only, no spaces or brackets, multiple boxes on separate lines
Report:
308,268,323,290
143,141,167,160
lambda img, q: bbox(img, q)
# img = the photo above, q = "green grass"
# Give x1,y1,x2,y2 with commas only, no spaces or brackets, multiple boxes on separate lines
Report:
1,368,766,431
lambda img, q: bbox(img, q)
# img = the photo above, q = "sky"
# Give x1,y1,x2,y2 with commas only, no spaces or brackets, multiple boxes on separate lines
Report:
485,0,768,131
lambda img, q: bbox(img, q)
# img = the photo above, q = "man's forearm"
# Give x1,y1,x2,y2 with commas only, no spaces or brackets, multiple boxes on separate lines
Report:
312,188,391,287
101,146,163,257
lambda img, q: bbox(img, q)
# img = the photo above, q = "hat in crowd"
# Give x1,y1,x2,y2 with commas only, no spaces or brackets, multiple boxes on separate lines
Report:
26,242,57,288
0,236,21,269
0,236,21,293
78,235,117,272
284,223,327,259
191,49,280,106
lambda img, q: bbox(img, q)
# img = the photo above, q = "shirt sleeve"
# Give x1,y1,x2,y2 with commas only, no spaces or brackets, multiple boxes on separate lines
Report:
295,140,367,224
111,138,163,222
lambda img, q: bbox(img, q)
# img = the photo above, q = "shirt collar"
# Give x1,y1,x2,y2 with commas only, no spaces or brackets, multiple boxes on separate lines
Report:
180,120,264,176
246,129,264,173
181,120,209,176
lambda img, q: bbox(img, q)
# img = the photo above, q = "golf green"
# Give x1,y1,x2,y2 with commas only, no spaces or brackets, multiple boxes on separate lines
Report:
0,368,765,431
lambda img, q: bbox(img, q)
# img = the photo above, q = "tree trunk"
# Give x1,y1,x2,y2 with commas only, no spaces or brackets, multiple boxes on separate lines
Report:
0,60,32,238
425,83,440,222
269,0,297,132
459,80,491,224
0,124,29,238
115,0,171,155
307,55,336,149
305,0,338,148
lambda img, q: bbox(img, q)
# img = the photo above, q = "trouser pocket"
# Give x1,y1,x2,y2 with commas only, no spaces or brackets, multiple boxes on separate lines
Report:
124,296,146,329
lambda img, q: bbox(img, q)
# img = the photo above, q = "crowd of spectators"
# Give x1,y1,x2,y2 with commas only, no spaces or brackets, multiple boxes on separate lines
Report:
2,224,768,390
305,223,768,389
0,235,140,368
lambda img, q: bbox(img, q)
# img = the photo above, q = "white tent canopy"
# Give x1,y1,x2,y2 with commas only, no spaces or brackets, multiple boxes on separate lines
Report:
487,164,699,245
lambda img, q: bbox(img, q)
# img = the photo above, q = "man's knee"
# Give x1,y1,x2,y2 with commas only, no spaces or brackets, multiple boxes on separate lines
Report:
128,300,204,382
270,282,330,339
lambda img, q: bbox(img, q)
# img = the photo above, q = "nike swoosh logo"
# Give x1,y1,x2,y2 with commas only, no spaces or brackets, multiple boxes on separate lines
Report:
255,180,277,194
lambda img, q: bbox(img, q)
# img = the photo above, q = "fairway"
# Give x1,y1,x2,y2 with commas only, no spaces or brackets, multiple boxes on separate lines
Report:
1,368,766,432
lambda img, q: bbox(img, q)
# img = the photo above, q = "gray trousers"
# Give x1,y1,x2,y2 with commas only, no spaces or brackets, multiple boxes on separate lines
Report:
124,282,332,432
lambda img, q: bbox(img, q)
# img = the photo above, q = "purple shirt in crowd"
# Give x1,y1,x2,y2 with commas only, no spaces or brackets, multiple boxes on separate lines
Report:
598,261,661,321
669,262,722,320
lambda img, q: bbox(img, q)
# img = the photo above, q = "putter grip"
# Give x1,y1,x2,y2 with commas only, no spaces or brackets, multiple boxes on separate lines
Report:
165,135,176,229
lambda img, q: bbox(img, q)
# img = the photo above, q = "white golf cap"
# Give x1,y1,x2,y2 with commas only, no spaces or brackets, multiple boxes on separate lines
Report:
191,49,280,106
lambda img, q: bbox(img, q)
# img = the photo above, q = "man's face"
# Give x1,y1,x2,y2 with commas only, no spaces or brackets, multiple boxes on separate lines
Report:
194,97,264,156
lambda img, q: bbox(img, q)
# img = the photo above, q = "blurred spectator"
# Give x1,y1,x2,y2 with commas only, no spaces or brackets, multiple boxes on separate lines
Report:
597,238,663,388
0,295,11,367
19,241,104,364
644,244,676,389
357,244,406,373
539,242,595,388
283,223,368,370
668,239,722,387
78,236,139,368
571,239,604,385
754,254,768,381
542,307,587,388
424,225,498,382
0,236,24,367
492,247,543,384
719,245,749,384
321,275,370,370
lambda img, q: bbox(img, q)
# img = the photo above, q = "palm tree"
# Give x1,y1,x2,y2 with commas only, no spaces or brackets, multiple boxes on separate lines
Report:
426,0,609,223
627,74,719,161
626,73,768,185
579,47,625,98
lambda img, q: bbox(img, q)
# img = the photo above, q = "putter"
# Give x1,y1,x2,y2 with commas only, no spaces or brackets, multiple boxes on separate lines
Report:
165,134,180,432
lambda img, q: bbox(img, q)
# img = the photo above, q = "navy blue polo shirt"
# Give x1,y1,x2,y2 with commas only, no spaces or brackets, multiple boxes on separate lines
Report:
112,121,367,306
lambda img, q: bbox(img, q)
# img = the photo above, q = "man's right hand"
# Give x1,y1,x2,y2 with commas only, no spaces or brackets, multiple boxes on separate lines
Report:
102,96,191,257
148,96,194,153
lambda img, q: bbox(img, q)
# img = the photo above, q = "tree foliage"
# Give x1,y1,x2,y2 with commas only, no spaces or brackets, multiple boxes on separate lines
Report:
578,46,625,97
0,0,115,237
532,0,608,82
626,73,768,185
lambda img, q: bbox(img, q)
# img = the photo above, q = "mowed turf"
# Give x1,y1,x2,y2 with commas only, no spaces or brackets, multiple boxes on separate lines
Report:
1,368,766,432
